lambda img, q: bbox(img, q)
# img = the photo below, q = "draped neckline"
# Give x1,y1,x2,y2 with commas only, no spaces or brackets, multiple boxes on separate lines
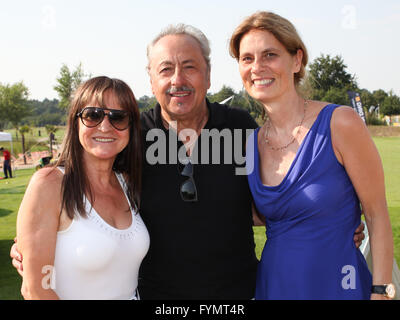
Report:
255,104,333,190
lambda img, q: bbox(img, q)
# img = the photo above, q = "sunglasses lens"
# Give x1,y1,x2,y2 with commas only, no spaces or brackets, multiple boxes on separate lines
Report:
178,161,197,202
179,161,193,176
108,110,130,130
181,179,197,201
79,107,130,130
81,108,104,127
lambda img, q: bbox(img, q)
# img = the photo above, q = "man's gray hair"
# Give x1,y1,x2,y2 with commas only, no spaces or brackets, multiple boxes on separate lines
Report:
146,23,211,72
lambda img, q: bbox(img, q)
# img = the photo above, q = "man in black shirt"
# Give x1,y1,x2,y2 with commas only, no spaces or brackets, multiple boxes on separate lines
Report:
138,24,259,299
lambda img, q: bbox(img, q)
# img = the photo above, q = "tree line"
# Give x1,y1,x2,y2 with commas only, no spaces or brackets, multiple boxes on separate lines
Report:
1,54,400,136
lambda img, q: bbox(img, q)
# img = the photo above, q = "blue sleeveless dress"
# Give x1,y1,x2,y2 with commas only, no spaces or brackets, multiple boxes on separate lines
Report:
246,104,372,300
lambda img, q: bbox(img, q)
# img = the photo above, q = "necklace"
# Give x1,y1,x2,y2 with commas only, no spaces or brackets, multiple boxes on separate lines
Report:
264,100,308,151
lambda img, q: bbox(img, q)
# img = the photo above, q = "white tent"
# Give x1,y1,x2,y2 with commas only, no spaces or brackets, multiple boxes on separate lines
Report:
0,132,12,140
0,132,12,141
0,132,13,154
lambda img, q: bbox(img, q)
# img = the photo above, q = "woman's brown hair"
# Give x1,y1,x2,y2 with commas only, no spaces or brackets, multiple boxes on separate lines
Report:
229,11,309,87
56,76,142,219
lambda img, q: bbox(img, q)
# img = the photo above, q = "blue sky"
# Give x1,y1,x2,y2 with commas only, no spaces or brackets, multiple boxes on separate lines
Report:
1,0,399,101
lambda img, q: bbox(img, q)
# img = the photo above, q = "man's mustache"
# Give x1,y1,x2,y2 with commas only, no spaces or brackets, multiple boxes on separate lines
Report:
166,86,194,94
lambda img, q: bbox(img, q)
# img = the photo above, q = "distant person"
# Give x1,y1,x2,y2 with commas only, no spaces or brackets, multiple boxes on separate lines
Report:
13,76,149,299
0,147,12,179
229,11,395,299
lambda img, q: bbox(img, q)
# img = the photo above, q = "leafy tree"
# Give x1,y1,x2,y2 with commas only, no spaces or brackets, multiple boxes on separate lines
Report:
322,87,350,106
308,54,358,91
0,84,6,130
380,91,400,124
54,63,89,110
37,113,65,126
298,74,313,99
359,89,385,125
372,89,388,108
0,82,30,139
307,54,358,103
235,90,263,123
45,124,58,155
28,98,60,115
24,98,65,126
208,85,236,104
360,89,377,110
137,95,158,112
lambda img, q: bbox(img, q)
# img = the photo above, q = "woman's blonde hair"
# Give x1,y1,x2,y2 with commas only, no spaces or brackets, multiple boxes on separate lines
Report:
229,11,308,86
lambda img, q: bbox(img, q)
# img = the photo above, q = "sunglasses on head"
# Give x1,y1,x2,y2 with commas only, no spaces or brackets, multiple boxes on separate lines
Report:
77,106,130,131
178,160,198,202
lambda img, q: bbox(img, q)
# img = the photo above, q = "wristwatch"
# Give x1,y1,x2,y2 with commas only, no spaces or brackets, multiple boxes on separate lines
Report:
371,283,396,299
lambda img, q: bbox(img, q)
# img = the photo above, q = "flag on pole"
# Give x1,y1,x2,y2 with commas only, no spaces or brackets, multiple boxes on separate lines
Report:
347,91,366,123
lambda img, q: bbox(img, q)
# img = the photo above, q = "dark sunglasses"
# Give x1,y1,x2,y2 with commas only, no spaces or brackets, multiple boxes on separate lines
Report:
178,160,198,202
77,107,130,131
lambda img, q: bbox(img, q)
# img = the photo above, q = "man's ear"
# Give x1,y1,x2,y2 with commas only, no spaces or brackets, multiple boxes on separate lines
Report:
148,71,155,95
206,68,211,90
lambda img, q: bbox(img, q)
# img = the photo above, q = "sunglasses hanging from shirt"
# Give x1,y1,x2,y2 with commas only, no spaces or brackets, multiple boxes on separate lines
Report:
178,159,198,202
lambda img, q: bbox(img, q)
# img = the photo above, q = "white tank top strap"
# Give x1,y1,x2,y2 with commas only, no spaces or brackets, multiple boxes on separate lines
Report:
82,172,139,239
56,167,134,212
114,171,136,212
57,166,65,174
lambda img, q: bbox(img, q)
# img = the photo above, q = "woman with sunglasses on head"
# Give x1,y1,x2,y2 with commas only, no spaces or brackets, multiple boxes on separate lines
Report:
230,12,394,300
15,76,149,299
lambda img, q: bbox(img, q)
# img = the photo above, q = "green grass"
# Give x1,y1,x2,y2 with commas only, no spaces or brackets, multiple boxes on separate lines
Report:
374,137,400,265
0,168,34,300
0,137,399,300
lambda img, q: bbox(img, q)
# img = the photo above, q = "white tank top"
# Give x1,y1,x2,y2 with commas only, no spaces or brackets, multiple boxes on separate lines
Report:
53,168,150,300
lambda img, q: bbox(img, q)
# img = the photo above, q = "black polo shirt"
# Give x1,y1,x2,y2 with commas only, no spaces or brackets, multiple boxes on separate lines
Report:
138,100,259,299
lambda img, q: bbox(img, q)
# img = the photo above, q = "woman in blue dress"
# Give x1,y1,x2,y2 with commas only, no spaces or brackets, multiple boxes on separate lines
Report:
229,11,394,300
